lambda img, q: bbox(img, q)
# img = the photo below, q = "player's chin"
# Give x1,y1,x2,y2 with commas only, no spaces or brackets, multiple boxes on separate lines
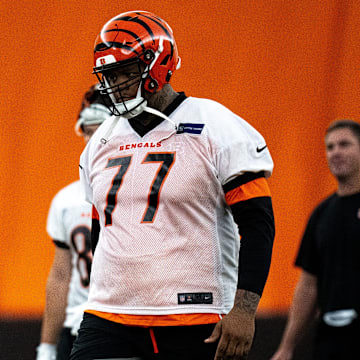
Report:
329,163,347,176
332,169,351,180
118,96,136,103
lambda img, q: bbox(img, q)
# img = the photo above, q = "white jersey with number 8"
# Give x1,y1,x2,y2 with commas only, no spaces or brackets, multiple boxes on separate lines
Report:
46,181,92,333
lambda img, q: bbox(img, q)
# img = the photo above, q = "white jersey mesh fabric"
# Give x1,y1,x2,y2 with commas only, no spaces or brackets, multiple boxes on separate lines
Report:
80,96,274,316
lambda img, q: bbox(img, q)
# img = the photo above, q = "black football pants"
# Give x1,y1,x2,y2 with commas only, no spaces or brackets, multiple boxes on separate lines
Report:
57,327,76,360
70,312,218,360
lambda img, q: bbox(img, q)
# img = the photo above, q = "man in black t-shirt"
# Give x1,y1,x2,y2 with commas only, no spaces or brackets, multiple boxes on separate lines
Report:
271,119,360,360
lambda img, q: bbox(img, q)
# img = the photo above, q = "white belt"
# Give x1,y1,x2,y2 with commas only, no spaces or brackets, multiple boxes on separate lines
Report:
323,309,358,327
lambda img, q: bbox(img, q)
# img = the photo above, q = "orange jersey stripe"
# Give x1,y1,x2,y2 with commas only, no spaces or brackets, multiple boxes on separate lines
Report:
225,177,271,206
92,205,99,220
85,310,222,327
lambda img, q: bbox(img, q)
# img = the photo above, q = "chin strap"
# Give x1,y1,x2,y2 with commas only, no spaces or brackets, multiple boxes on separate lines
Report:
100,105,177,144
143,105,177,131
118,98,147,119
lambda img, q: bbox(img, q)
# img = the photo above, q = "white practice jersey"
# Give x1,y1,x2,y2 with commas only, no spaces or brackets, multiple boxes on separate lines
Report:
46,180,92,333
80,96,273,316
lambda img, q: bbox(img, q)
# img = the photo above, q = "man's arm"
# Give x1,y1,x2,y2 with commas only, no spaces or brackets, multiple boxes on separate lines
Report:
205,289,260,359
37,246,71,360
205,173,275,359
270,270,318,360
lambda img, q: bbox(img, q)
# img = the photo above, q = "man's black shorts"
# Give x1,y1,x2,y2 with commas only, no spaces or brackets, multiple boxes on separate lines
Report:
70,312,218,360
313,319,360,360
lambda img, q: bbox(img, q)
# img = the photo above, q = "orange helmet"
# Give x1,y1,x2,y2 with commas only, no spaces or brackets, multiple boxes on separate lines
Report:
93,11,181,117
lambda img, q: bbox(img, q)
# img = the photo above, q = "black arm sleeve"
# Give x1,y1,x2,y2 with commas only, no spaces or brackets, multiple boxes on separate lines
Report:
230,196,275,296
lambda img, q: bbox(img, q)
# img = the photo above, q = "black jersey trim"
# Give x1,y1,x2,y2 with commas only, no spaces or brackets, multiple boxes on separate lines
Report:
53,240,70,249
223,171,265,193
91,217,101,254
163,92,187,116
128,92,187,137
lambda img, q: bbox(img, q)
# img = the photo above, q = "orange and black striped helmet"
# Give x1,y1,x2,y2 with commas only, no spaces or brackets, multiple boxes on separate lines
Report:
93,11,181,93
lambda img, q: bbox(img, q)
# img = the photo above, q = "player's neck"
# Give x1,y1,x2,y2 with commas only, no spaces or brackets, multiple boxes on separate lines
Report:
136,85,179,126
337,172,360,196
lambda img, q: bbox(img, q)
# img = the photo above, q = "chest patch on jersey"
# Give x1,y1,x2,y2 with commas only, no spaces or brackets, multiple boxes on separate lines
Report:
178,292,213,304
176,123,205,135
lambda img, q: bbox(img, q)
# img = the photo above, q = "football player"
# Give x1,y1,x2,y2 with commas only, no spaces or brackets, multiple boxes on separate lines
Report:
36,85,112,360
71,10,275,360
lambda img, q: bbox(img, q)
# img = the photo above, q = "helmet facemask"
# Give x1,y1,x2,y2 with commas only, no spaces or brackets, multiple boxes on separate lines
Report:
94,44,164,119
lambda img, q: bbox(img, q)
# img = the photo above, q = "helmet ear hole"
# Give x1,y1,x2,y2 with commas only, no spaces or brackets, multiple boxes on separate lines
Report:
149,79,158,90
143,50,155,63
145,77,159,92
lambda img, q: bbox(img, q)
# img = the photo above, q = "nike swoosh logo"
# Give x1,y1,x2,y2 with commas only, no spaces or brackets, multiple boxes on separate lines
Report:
256,145,267,153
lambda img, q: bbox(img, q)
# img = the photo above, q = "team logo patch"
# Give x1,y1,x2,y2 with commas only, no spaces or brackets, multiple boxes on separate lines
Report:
176,123,204,135
95,54,116,67
178,292,213,304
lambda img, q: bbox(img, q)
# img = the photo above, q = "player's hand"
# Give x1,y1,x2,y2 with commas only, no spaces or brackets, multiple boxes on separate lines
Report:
204,309,255,359
269,347,293,360
36,343,57,360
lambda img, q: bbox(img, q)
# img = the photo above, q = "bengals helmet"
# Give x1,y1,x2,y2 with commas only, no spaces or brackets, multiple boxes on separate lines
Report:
93,10,181,118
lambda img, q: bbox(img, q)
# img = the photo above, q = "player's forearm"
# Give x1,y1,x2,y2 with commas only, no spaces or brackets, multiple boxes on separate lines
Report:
40,272,69,343
233,289,260,316
278,271,318,350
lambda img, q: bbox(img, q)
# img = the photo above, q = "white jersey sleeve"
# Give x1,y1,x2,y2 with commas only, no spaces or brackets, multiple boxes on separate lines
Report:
47,190,68,243
79,146,93,204
199,98,273,185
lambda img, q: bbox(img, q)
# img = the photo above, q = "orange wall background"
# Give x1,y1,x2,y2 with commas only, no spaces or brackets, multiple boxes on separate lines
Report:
1,0,360,318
